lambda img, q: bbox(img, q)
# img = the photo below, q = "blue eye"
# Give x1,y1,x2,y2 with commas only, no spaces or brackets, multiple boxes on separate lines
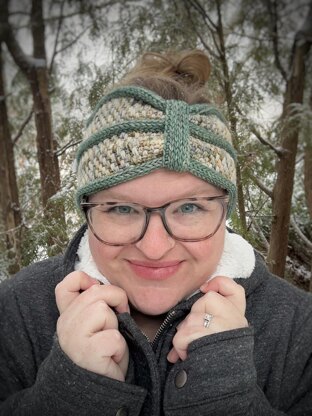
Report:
111,205,134,215
179,203,200,214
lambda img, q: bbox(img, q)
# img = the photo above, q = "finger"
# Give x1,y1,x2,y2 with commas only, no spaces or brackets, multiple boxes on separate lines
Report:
167,347,180,363
176,311,207,331
92,329,128,362
55,271,100,313
199,275,246,315
63,284,130,319
191,290,237,318
86,329,128,381
78,300,119,333
170,327,206,362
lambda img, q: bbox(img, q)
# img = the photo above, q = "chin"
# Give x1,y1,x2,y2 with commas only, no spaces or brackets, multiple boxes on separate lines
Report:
131,294,182,316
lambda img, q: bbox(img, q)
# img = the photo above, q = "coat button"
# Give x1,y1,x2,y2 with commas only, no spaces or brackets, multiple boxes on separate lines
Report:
116,407,128,416
175,369,188,388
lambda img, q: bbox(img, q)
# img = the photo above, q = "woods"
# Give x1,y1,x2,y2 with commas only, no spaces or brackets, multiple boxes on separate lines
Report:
0,0,311,289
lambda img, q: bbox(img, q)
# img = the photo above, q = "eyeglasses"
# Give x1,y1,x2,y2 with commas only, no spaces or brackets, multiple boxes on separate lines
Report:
81,195,228,246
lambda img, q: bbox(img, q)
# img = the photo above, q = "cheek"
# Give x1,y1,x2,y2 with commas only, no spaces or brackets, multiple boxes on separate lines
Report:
184,225,226,282
88,231,120,266
188,224,225,259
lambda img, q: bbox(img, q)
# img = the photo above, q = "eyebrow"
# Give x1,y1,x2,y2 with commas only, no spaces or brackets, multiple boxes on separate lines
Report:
96,184,226,201
89,189,226,203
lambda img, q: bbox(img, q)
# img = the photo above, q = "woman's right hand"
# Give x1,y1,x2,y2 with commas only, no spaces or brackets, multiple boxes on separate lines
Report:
55,271,130,381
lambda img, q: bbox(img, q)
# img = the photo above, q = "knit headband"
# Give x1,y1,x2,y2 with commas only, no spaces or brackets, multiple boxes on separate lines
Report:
75,85,237,215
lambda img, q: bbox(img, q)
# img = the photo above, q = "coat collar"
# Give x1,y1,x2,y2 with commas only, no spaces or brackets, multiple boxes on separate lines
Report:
63,224,267,299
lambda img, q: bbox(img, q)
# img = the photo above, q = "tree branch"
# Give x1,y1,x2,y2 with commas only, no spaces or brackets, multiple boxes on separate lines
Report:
186,0,218,31
184,0,222,57
235,103,285,156
12,107,34,146
249,173,273,198
266,0,287,81
251,220,270,250
0,0,46,73
55,139,82,157
54,25,91,56
184,3,218,59
249,124,285,156
49,0,66,75
290,216,312,250
9,1,130,24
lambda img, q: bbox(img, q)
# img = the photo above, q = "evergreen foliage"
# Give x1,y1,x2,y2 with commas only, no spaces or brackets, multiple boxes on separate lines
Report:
0,0,311,289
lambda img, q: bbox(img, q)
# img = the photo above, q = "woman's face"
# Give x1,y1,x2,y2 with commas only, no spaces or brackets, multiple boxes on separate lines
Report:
88,169,226,315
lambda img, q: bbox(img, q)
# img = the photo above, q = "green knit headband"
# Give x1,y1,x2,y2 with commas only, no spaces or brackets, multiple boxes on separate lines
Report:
75,85,237,216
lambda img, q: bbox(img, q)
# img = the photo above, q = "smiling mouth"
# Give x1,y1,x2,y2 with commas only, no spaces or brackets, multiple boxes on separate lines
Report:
127,260,183,280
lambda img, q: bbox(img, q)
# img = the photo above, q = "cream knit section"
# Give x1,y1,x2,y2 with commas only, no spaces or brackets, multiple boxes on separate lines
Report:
77,133,236,189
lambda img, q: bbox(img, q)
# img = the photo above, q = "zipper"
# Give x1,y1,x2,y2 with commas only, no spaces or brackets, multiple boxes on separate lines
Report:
151,310,177,349
136,293,202,348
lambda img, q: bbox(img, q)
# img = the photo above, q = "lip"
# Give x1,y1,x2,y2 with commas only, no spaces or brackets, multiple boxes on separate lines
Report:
127,260,183,280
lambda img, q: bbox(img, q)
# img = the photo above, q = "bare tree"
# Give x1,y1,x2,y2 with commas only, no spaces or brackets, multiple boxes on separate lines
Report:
0,42,22,274
267,0,312,277
0,0,66,256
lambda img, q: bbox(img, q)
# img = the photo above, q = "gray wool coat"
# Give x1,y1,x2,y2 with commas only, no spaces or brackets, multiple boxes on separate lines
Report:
1,226,312,415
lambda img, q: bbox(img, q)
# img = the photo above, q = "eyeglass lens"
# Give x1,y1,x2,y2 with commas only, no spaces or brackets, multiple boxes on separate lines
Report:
86,197,226,246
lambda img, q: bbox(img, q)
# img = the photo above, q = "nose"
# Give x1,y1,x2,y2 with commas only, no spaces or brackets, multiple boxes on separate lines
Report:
135,213,175,259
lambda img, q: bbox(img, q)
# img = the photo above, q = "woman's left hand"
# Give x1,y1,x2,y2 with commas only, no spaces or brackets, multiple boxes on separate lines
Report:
167,276,248,363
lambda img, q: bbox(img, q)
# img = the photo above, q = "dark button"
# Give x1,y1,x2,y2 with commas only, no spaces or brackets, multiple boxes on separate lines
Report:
116,407,128,416
175,369,188,388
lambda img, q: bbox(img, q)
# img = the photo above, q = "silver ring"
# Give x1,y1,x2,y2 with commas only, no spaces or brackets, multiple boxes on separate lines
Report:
203,313,213,328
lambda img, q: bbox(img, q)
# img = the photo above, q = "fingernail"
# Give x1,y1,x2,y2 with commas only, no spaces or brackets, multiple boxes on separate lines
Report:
200,282,209,292
167,352,175,363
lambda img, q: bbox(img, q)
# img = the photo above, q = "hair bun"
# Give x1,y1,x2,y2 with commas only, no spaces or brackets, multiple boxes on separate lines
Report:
139,49,211,86
118,49,212,103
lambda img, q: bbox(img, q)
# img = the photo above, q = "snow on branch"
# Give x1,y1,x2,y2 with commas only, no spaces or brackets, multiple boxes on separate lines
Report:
290,216,312,250
235,104,285,157
249,173,273,199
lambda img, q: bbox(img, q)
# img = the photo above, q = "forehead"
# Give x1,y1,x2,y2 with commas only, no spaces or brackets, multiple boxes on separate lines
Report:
89,169,223,205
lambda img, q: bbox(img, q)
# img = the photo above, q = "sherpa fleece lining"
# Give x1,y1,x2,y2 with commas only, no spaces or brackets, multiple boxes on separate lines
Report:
75,229,255,284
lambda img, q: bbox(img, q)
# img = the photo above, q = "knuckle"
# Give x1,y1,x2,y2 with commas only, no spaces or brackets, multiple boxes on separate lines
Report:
97,300,110,313
182,314,196,328
204,290,217,301
172,331,185,347
109,285,127,300
183,327,197,338
181,315,191,327
54,282,64,296
242,317,249,328
236,283,245,294
56,316,67,335
111,329,124,343
89,284,100,294
119,288,128,301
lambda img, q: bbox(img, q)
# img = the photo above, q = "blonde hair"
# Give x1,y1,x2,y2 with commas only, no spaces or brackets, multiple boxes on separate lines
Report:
118,49,212,104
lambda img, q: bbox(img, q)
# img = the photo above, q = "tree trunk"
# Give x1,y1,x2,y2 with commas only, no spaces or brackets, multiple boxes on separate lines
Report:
0,42,22,274
304,90,312,219
267,2,312,277
215,0,247,236
30,0,62,211
1,0,67,256
28,68,61,209
306,89,312,292
305,140,312,218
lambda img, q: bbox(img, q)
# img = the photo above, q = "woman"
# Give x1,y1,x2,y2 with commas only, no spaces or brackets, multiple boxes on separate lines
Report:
1,49,312,415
